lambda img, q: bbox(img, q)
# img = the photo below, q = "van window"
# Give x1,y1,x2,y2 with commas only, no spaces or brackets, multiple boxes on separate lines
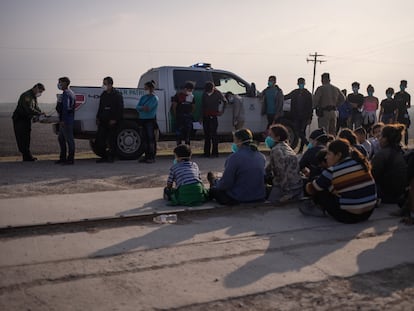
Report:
173,70,211,90
138,70,159,88
212,72,249,95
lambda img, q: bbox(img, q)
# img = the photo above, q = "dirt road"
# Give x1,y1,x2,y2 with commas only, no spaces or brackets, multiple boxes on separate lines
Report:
1,156,414,310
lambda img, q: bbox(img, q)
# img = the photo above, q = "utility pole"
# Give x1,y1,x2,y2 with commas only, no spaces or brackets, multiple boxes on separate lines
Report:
307,52,326,94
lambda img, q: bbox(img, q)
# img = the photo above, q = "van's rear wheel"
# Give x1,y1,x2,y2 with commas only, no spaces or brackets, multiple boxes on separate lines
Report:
115,120,144,160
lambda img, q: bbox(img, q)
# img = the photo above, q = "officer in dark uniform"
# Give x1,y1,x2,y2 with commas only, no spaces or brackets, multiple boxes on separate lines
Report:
95,76,124,163
12,83,45,161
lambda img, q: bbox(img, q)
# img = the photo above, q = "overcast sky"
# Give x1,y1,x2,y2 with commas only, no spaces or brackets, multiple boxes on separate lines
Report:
1,0,413,104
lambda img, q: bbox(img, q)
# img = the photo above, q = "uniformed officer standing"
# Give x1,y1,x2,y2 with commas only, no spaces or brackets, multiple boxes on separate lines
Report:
12,83,45,161
95,77,124,163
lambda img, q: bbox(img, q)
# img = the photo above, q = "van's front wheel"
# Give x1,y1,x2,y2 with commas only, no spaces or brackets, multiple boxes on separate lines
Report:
116,120,144,160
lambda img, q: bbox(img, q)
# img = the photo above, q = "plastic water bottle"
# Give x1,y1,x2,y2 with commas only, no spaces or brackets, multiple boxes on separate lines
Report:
153,214,178,224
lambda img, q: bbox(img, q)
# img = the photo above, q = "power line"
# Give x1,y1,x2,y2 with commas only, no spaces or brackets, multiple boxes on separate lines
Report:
307,52,326,94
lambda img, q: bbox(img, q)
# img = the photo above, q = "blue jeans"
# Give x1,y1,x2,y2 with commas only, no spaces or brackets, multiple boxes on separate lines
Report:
58,123,75,161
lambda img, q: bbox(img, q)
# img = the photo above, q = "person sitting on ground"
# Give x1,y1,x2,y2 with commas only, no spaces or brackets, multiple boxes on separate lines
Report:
338,128,368,157
371,124,408,204
368,122,384,158
208,128,266,205
301,139,377,224
265,124,303,204
164,144,209,206
354,127,372,159
299,128,329,183
401,150,414,224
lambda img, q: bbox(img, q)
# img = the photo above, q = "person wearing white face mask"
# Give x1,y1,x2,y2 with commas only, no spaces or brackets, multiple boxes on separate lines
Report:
136,80,158,163
12,83,45,161
225,91,245,130
95,76,124,163
171,81,196,145
207,128,266,205
265,124,303,204
55,77,76,165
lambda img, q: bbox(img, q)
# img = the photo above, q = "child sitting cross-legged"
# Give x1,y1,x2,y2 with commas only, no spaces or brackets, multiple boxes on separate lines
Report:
164,144,209,206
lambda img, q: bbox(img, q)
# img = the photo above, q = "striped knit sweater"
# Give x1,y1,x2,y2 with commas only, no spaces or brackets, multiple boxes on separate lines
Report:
312,157,377,212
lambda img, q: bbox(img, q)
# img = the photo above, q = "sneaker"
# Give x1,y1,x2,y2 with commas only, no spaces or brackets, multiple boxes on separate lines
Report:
207,171,217,186
23,157,37,162
55,159,66,164
299,201,326,217
63,160,74,165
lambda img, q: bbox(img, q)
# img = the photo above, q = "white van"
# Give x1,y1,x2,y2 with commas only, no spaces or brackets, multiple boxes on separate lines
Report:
62,63,298,159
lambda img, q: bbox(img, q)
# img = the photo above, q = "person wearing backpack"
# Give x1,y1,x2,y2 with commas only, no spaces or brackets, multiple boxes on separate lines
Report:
171,82,196,146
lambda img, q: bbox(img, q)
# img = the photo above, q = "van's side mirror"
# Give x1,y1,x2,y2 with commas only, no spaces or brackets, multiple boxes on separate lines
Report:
247,82,257,97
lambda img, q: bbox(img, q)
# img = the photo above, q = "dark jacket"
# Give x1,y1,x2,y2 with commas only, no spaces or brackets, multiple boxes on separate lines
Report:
261,85,284,115
12,89,42,121
202,90,225,116
56,89,76,124
371,146,408,202
285,88,313,120
97,89,124,123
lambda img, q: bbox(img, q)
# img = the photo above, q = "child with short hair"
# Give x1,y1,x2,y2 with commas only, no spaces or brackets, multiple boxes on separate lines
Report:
368,122,384,158
354,127,372,158
164,144,209,206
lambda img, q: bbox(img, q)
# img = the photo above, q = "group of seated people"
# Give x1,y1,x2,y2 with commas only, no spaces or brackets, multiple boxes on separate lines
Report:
164,124,413,225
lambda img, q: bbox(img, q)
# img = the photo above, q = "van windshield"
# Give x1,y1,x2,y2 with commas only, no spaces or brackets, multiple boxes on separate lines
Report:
173,70,211,90
212,72,249,95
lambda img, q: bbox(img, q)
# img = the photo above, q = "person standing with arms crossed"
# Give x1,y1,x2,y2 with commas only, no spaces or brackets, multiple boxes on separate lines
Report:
313,73,345,135
96,77,124,163
348,81,364,130
55,77,76,165
261,75,284,129
12,83,45,161
136,80,158,163
201,81,226,157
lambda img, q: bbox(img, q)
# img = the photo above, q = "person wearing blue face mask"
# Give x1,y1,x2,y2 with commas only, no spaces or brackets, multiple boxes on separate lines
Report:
394,80,411,146
284,77,313,153
164,144,209,206
208,128,266,205
379,88,397,124
261,75,284,129
347,81,365,130
265,124,303,204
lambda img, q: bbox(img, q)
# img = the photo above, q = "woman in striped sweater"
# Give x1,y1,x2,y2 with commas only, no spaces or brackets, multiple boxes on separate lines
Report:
302,139,377,223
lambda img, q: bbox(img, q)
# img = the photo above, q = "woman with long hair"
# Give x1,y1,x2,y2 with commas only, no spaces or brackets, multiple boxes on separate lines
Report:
302,139,377,223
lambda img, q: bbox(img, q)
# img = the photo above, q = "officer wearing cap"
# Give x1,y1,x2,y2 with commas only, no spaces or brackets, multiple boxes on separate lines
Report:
12,83,45,161
313,73,345,135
